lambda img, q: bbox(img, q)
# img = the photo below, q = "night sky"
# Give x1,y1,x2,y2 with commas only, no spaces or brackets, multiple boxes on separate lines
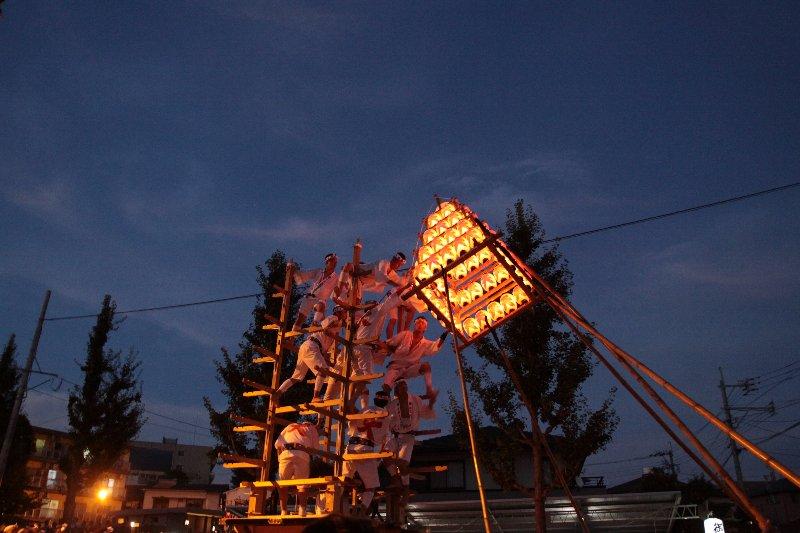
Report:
1,2,799,487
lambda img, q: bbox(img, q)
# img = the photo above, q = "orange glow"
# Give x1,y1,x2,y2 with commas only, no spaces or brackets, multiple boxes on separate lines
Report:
408,198,538,344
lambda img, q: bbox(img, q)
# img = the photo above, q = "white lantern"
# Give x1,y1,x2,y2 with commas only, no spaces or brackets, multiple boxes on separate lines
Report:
703,517,725,533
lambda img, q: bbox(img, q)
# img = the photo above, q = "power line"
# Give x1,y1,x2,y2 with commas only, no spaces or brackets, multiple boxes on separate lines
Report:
44,292,262,322
542,181,799,243
41,182,799,322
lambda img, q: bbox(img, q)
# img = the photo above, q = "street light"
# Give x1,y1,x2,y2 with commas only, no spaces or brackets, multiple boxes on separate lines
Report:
97,488,109,501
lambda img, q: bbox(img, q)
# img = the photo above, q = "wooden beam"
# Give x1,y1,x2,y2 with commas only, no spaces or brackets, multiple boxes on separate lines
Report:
220,453,265,468
242,378,277,395
345,411,388,421
343,451,394,461
302,404,343,421
275,399,342,414
315,366,348,383
249,476,346,488
233,425,264,433
231,414,269,430
349,372,383,383
294,444,343,463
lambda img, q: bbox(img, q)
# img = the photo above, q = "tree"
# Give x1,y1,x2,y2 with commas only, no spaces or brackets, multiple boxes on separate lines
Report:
204,251,307,486
450,200,618,531
60,295,145,523
0,334,37,518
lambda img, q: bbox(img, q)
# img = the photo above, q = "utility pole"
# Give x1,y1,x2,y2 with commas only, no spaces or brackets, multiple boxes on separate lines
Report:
718,366,776,485
719,367,744,484
0,290,51,485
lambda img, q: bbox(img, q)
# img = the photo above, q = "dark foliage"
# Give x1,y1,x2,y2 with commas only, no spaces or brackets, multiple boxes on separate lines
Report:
450,200,618,504
60,295,145,523
204,251,307,485
0,334,37,517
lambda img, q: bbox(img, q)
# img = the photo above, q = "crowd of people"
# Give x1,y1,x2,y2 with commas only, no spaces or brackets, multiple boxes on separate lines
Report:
273,251,448,517
1,521,70,533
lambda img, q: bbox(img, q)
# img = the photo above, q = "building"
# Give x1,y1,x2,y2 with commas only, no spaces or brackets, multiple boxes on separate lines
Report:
745,478,800,532
24,426,128,524
127,438,214,487
111,481,228,533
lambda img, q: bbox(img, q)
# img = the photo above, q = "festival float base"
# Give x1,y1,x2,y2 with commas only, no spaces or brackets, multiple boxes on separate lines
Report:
225,513,410,533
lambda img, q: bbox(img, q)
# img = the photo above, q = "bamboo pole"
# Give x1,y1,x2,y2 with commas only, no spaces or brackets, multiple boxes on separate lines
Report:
441,274,493,533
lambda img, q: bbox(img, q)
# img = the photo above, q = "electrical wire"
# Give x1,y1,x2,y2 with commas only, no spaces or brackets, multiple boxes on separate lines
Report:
542,181,800,243
40,182,800,322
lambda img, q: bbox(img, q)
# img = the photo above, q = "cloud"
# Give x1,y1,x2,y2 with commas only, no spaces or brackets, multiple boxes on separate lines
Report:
4,178,79,228
203,216,361,244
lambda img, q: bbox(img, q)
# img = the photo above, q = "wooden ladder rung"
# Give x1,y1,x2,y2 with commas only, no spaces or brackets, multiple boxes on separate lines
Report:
242,378,278,396
231,414,269,431
252,346,278,364
220,453,265,469
343,451,394,461
302,404,343,421
345,411,388,421
294,444,343,463
275,399,342,414
249,476,346,488
349,372,383,383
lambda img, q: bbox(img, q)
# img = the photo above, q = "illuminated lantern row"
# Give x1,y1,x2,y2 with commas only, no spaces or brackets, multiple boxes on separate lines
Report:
406,198,539,346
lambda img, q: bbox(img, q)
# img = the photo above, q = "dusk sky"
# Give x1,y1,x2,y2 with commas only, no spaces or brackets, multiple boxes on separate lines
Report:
1,2,799,486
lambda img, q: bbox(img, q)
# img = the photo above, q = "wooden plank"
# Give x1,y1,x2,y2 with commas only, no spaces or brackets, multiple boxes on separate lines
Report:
349,372,383,383
249,476,346,488
242,378,277,395
243,390,269,397
302,404,343,421
252,346,277,364
220,453,264,468
343,451,394,461
345,411,388,421
275,399,341,414
264,314,280,326
230,414,269,430
233,425,264,433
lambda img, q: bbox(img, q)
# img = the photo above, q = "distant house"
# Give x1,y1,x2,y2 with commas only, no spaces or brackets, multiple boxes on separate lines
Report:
111,480,227,533
127,438,214,487
745,478,800,532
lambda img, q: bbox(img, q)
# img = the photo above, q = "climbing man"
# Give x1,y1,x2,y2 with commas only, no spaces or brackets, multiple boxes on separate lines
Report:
382,316,447,404
277,308,345,401
342,388,392,514
274,418,321,516
292,253,341,331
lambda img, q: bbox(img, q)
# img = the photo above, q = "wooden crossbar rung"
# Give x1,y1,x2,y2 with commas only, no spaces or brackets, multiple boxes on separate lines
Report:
343,451,394,461
252,346,277,363
264,314,280,326
249,476,345,488
220,453,265,468
253,356,276,364
231,414,269,430
243,390,268,397
345,411,388,421
316,366,348,383
349,372,383,383
275,399,341,414
242,378,277,395
233,425,265,433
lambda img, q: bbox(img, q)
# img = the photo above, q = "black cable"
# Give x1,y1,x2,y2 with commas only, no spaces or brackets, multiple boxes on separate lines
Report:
41,182,800,322
543,181,800,243
44,292,262,322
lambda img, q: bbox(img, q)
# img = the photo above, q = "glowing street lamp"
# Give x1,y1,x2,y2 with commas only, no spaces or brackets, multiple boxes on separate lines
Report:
96,488,109,502
406,197,538,346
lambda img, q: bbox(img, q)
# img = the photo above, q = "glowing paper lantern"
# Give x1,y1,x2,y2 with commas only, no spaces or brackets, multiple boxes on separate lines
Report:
404,197,541,346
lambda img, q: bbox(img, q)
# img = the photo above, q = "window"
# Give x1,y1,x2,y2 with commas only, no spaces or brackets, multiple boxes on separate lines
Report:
35,438,47,454
46,469,58,489
107,478,115,488
186,499,204,509
152,497,169,509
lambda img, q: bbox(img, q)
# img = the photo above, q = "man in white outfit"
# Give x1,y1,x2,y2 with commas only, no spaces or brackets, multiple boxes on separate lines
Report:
292,253,341,331
334,252,406,309
342,389,391,512
382,317,447,402
385,380,436,486
274,419,321,516
277,310,344,401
